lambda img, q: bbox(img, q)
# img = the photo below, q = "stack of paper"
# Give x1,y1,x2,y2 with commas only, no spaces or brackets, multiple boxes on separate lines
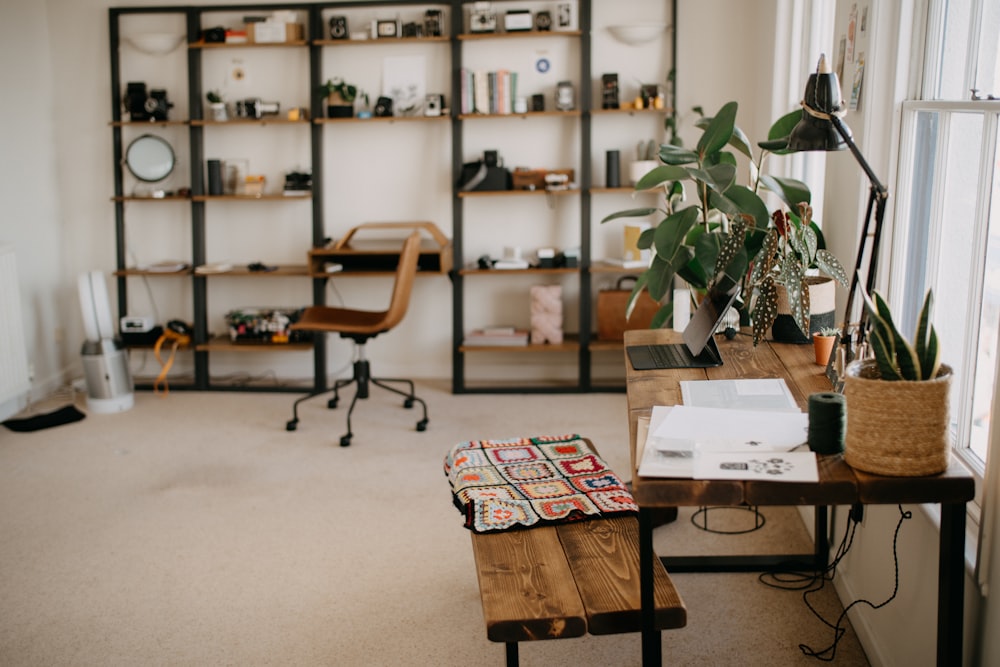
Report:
638,379,819,482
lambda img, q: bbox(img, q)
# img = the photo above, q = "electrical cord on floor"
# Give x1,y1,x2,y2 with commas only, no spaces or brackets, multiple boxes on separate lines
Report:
758,503,912,661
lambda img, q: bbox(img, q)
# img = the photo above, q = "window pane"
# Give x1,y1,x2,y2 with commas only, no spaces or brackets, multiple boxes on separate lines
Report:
975,0,1000,97
939,0,975,99
969,130,1000,462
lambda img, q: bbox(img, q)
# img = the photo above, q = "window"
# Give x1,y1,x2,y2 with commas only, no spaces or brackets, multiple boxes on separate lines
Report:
890,0,1000,489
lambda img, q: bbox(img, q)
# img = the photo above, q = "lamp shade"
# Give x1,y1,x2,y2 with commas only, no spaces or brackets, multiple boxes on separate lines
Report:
787,55,850,152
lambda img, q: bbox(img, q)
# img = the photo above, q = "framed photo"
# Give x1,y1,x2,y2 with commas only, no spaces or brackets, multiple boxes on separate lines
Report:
376,19,398,38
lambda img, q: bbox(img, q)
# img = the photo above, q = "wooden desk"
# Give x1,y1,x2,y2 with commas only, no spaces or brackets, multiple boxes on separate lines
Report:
624,328,975,666
307,221,453,276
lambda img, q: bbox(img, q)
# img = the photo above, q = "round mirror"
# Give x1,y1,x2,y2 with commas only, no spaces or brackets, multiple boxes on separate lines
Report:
125,134,175,182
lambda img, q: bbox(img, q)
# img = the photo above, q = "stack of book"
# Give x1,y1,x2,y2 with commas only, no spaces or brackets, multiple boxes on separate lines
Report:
459,68,519,115
463,326,529,346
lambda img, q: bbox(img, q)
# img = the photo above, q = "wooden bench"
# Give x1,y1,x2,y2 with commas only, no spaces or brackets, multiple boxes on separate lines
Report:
470,514,686,666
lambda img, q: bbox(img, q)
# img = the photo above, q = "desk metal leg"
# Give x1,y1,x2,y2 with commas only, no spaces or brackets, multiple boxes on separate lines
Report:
938,503,966,666
815,506,829,570
639,507,661,665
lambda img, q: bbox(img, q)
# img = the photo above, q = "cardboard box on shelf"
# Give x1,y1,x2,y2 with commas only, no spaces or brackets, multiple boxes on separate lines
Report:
248,22,304,43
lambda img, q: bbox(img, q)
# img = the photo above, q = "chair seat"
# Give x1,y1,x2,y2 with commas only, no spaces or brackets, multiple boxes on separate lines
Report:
291,306,391,336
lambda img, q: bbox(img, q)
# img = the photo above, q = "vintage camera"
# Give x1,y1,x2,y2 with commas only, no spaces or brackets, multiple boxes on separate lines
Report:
469,2,497,33
124,82,173,121
329,15,348,40
401,21,422,38
424,9,443,37
424,94,443,117
504,9,532,32
373,96,393,118
234,98,280,119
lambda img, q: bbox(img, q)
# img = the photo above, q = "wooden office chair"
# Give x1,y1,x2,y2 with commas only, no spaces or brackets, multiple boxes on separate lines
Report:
286,231,428,446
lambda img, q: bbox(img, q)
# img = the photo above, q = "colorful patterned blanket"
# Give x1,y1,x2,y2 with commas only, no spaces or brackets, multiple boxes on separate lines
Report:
444,434,638,533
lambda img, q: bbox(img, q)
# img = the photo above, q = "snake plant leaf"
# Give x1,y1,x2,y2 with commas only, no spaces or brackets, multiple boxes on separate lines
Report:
873,291,921,381
924,328,941,380
870,327,905,380
600,207,659,224
814,249,850,286
696,101,738,159
634,164,690,191
752,275,779,345
914,290,941,379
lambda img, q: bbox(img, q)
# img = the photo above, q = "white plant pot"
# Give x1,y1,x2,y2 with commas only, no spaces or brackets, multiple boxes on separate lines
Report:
629,160,659,186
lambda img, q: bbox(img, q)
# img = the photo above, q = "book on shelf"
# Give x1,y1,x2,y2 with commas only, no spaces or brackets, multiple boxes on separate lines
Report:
461,68,518,115
463,328,529,346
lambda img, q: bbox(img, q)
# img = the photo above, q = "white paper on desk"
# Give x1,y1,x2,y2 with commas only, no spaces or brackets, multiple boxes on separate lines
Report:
693,450,819,482
680,378,799,412
651,405,808,452
638,408,696,478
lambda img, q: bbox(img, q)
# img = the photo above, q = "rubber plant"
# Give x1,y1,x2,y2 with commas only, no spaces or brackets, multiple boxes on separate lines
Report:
600,101,808,328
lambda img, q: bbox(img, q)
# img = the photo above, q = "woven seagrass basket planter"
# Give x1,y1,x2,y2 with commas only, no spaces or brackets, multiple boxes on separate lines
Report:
843,359,952,477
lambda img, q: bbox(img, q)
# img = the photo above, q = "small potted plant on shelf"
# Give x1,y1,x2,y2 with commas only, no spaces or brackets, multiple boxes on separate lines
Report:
812,325,840,366
320,78,359,118
747,204,849,346
842,290,952,477
206,90,227,122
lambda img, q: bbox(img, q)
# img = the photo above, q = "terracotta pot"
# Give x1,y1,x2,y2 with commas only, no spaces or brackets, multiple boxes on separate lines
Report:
812,333,836,366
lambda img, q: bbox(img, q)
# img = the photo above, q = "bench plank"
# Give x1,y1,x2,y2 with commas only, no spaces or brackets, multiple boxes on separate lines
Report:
557,516,686,635
471,526,588,643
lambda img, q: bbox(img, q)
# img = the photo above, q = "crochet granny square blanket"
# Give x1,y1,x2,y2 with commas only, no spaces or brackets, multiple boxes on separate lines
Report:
444,434,638,533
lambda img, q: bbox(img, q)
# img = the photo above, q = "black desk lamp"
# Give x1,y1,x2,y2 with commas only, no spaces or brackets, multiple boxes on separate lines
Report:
771,54,889,361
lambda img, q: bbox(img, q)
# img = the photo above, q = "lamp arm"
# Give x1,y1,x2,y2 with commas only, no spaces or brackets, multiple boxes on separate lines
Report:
830,116,889,198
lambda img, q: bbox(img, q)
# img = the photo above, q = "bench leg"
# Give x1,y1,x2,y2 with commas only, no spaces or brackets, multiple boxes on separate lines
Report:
639,507,662,665
505,642,519,667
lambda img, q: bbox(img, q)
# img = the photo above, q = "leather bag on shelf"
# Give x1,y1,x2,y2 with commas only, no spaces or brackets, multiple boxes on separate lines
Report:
596,276,661,341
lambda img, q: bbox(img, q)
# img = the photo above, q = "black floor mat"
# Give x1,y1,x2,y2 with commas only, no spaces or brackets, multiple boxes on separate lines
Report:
3,405,86,432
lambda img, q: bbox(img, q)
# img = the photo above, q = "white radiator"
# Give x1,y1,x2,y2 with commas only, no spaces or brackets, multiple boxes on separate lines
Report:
0,245,30,406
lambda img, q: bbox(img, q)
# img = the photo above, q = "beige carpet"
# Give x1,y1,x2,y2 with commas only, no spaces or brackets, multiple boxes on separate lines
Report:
0,382,868,666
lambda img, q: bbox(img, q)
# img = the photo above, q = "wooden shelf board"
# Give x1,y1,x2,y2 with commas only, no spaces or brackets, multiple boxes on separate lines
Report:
110,120,188,127
315,114,450,124
189,40,307,49
460,266,578,276
457,188,579,198
590,260,648,273
115,268,192,277
461,340,580,353
458,110,581,120
196,336,313,352
192,194,311,201
190,118,309,126
112,195,190,202
591,107,670,116
457,30,581,41
196,264,309,277
315,36,450,46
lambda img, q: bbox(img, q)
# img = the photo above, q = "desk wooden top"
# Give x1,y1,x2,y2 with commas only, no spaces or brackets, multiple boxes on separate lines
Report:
624,328,974,508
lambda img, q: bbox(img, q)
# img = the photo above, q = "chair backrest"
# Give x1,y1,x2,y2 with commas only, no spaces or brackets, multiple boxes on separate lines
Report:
380,231,422,331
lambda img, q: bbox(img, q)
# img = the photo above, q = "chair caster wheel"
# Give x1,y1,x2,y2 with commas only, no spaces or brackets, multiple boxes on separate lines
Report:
404,398,414,409
328,397,339,409
416,419,428,432
286,420,298,431
340,434,352,447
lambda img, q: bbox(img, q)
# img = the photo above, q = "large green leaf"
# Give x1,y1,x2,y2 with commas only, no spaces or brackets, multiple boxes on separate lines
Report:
704,163,737,193
659,145,699,166
707,189,743,219
751,228,780,284
759,174,812,210
870,327,904,380
635,164,690,191
600,207,659,224
914,290,941,379
697,101,738,158
653,207,700,261
759,110,802,154
752,275,778,345
724,185,769,231
814,249,849,286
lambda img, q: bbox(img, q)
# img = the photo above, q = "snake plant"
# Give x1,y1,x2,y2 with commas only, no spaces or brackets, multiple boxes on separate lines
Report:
863,290,941,381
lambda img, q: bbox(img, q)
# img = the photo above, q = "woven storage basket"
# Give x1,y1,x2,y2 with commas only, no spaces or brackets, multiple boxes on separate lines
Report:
843,359,952,477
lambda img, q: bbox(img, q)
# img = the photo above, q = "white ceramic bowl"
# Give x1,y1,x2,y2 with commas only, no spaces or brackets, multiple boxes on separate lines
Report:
125,33,184,55
607,23,667,46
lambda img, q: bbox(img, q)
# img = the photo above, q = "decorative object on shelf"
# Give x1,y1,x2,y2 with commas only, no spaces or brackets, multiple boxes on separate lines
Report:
531,93,545,112
843,290,951,476
329,15,348,39
605,150,620,188
602,73,619,109
504,9,532,33
763,53,890,369
812,327,839,366
424,93,443,117
628,139,658,185
597,276,659,342
468,2,497,34
320,78,359,118
233,97,280,119
424,9,444,37
601,101,809,331
555,80,575,111
530,285,563,344
282,171,311,196
206,159,224,195
374,18,398,39
206,90,227,121
374,95,394,117
606,23,666,46
123,81,173,122
226,307,313,345
747,205,848,345
555,2,576,31
535,10,552,31
125,32,184,55
125,134,175,183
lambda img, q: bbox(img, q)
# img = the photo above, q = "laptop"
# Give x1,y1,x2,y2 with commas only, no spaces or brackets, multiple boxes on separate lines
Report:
625,281,741,371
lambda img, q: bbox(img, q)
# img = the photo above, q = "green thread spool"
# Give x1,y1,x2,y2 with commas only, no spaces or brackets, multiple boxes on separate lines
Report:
808,392,846,455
